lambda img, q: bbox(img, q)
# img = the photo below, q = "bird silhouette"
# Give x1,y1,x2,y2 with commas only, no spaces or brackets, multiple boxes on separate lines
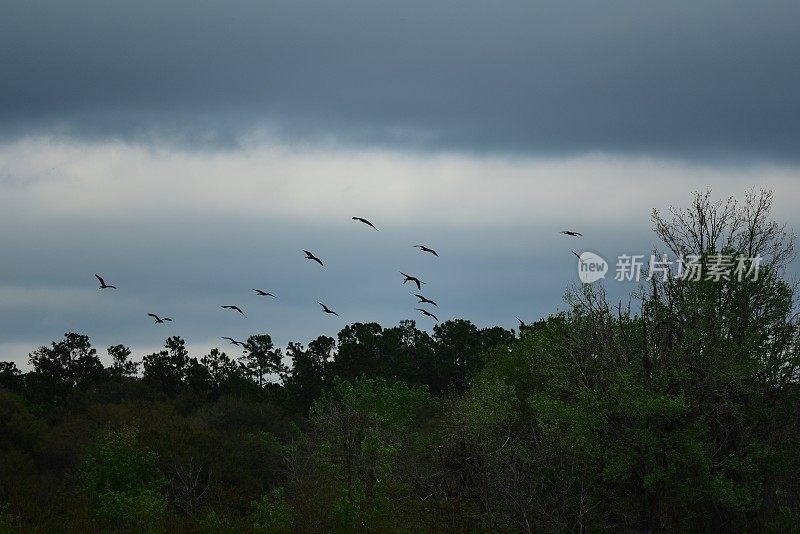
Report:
571,250,588,264
317,301,339,316
221,305,246,317
352,217,378,230
303,250,324,266
400,272,426,290
417,308,439,322
414,293,438,307
253,289,277,298
147,313,172,324
95,274,116,289
222,336,245,347
560,230,583,237
414,245,438,256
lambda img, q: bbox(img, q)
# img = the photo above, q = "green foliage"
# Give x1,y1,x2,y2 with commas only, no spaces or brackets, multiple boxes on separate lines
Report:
80,426,168,531
307,377,437,531
251,487,293,533
1,189,797,532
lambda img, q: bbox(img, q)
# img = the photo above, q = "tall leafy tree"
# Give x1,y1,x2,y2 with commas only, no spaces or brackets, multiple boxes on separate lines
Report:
333,323,389,379
28,333,105,398
432,319,482,391
0,361,21,390
143,336,190,394
240,335,286,387
284,336,334,413
107,344,139,379
201,348,240,392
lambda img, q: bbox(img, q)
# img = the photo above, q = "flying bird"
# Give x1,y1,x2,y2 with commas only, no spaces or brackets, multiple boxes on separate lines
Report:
222,337,245,347
317,301,339,316
253,289,277,298
414,245,438,257
95,274,116,290
147,313,172,324
352,217,378,230
417,308,439,322
560,230,583,237
221,305,246,317
572,251,588,264
413,294,438,307
303,250,324,266
400,271,426,291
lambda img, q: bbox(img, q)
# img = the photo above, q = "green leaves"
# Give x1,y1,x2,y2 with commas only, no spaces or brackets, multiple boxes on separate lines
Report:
80,426,168,531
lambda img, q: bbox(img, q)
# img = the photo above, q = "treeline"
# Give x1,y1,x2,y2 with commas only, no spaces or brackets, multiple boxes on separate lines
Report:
1,189,799,532
1,318,514,411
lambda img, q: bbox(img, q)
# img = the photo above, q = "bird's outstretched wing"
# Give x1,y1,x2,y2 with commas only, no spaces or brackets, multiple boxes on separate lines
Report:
318,301,339,316
415,245,438,256
414,294,438,306
95,274,116,288
571,251,588,264
353,217,378,230
304,250,323,266
147,313,158,319
417,308,439,322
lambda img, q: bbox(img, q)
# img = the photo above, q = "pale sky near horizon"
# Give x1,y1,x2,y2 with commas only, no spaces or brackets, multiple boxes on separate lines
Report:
1,0,799,366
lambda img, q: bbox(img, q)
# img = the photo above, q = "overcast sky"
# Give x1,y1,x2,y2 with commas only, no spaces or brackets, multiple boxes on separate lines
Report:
1,0,798,366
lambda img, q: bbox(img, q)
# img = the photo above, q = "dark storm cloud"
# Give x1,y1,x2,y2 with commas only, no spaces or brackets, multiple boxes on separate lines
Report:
1,0,798,158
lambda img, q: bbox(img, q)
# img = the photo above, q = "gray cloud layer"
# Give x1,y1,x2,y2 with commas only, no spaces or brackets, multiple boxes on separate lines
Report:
2,0,799,158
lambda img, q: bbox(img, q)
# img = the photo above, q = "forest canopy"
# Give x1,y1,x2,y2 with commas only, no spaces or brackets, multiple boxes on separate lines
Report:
1,190,798,532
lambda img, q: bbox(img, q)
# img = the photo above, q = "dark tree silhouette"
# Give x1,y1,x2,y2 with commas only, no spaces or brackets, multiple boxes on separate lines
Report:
143,336,190,394
240,335,286,387
28,333,105,394
108,344,139,379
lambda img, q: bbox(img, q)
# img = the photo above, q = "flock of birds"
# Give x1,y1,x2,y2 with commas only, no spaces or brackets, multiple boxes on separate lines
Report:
93,220,584,347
